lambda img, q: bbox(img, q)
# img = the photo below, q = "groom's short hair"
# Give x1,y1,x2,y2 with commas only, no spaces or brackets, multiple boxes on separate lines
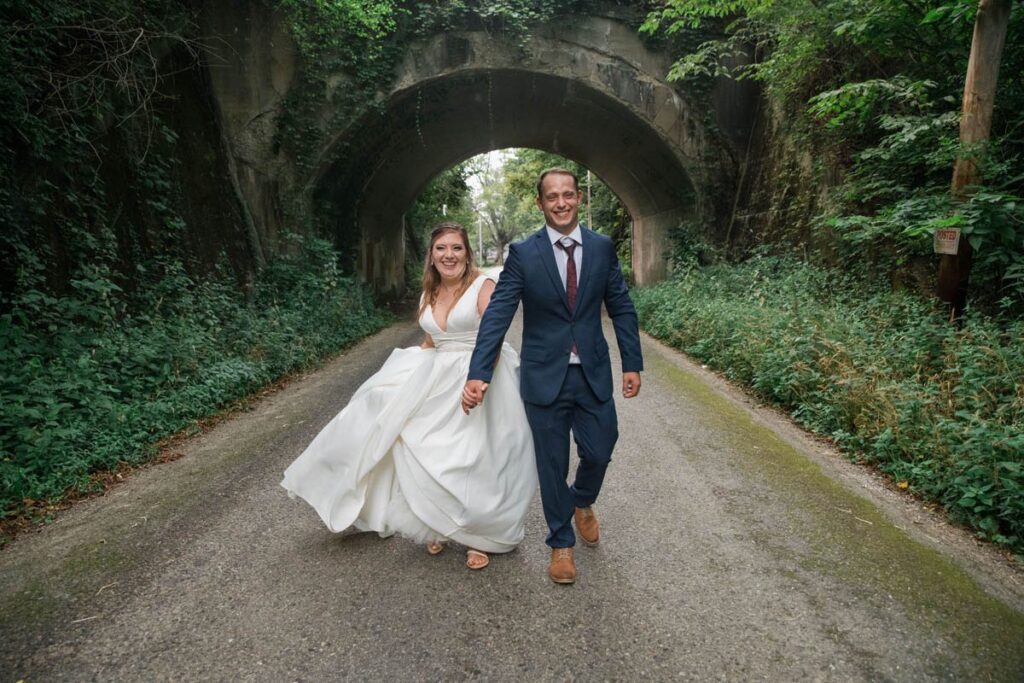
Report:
536,168,580,198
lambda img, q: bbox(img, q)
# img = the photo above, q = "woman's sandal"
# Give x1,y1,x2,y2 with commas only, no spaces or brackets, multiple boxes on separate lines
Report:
466,549,489,570
426,542,445,555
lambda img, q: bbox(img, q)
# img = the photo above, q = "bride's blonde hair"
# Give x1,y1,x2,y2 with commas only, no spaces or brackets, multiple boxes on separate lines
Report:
419,222,481,318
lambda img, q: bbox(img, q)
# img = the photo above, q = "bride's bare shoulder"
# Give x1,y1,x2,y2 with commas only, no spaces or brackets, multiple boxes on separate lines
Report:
476,277,496,315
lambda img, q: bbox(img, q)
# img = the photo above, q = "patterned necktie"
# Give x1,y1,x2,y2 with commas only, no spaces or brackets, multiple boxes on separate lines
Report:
556,239,577,311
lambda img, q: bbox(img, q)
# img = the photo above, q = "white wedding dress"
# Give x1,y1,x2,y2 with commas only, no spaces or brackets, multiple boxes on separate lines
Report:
281,274,537,553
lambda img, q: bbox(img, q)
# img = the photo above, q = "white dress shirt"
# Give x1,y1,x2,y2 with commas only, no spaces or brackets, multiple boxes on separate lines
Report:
546,224,583,364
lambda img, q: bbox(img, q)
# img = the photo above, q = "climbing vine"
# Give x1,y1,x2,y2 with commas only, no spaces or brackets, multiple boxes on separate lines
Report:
272,0,403,176
271,0,605,175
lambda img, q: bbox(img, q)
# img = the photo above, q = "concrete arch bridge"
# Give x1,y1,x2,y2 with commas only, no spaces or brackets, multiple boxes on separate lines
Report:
205,5,757,293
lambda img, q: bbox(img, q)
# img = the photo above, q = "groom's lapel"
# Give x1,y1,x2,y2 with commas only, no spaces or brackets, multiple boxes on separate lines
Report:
533,228,570,313
574,227,598,315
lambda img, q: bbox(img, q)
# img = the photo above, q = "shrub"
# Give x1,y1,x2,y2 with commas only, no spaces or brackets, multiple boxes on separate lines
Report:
0,237,391,517
634,256,1024,553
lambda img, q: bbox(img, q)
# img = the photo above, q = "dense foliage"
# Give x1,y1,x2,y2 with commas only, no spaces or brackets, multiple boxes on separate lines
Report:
637,0,1024,552
642,0,1024,311
1,0,200,297
0,1,390,525
634,256,1024,554
407,164,475,248
274,0,402,174
0,238,389,521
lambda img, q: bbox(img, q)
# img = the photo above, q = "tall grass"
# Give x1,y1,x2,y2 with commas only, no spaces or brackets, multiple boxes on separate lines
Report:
634,256,1023,554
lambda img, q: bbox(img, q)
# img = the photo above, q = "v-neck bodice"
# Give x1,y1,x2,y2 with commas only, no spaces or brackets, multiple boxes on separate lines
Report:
419,275,492,352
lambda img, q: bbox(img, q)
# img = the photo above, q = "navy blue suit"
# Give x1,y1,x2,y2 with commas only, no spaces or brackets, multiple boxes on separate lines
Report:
468,226,643,547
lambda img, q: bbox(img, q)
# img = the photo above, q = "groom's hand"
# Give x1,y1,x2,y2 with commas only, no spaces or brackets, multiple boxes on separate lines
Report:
622,372,641,399
462,380,489,414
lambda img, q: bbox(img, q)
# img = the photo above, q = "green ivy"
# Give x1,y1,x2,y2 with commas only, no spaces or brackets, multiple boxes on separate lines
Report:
272,0,607,174
641,0,1024,310
0,236,390,520
273,0,405,176
0,1,394,527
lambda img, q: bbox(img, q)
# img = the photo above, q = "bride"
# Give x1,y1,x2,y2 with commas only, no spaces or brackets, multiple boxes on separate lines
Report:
281,222,537,570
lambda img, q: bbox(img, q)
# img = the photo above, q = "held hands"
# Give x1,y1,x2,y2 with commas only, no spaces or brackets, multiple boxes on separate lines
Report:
622,372,641,399
462,380,489,414
464,373,637,410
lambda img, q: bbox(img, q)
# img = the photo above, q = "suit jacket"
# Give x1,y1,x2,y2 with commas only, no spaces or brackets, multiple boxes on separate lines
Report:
468,226,643,406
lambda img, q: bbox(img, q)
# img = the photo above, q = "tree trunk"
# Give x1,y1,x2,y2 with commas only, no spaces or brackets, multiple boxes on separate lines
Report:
937,0,1012,318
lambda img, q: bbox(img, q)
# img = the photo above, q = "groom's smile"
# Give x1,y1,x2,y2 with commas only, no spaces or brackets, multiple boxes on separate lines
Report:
537,171,582,234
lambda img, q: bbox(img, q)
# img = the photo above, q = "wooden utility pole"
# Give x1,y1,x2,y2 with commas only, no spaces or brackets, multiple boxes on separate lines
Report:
937,0,1012,318
586,170,593,228
477,213,485,265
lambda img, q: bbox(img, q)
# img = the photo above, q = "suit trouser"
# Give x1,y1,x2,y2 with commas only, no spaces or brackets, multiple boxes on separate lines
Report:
524,365,619,548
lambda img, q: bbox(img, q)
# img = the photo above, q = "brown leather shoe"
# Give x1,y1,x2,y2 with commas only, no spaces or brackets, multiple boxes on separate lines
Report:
549,547,576,584
574,506,600,546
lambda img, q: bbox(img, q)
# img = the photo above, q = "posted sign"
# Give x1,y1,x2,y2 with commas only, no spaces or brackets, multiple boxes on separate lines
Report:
934,228,961,255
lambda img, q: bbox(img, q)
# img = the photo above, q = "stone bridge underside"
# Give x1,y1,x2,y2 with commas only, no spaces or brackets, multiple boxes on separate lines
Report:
312,19,744,293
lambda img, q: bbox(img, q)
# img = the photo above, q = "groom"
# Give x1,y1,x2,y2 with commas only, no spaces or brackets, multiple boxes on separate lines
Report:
463,167,643,585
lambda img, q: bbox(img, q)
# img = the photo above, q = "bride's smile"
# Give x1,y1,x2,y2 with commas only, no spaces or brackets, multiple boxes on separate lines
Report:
432,232,467,280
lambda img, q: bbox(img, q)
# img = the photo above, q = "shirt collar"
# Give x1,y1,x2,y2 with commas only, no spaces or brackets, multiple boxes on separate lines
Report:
545,224,582,247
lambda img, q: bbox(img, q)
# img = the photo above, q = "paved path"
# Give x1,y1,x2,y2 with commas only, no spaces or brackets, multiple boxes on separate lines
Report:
2,314,1023,681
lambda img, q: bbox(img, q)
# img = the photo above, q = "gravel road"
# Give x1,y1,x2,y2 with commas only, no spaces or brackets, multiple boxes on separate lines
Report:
2,313,1022,682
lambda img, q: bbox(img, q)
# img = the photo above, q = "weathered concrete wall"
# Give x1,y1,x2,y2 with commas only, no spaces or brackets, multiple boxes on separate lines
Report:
200,0,298,259
81,42,262,290
159,47,267,278
727,93,840,260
